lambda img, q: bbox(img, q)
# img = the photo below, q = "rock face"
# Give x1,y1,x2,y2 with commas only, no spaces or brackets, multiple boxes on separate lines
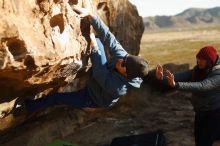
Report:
0,0,144,144
0,0,144,139
0,0,144,103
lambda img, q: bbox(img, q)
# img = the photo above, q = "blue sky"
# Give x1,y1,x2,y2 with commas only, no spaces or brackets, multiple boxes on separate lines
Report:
129,0,220,17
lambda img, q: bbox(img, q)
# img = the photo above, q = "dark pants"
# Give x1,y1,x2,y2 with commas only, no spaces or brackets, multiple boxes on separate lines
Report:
26,87,97,113
194,108,220,146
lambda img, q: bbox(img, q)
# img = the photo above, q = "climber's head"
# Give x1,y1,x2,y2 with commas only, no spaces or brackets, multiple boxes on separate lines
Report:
115,55,149,79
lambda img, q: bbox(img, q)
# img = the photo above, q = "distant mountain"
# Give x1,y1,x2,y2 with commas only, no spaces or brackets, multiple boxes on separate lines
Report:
143,7,220,30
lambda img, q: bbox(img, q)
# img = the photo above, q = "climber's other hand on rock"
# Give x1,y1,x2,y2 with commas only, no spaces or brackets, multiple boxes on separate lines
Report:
72,5,94,20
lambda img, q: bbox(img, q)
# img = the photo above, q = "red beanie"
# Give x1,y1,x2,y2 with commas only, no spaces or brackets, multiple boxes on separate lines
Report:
196,46,218,65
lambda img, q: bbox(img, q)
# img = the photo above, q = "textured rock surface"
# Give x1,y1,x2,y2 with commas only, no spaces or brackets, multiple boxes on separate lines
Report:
0,0,87,102
0,0,144,138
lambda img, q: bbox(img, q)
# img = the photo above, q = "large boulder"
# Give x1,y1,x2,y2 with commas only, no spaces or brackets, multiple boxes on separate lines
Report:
0,0,144,136
0,0,144,102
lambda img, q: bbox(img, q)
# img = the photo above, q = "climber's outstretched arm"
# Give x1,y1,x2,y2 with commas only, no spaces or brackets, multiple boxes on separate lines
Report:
72,6,127,59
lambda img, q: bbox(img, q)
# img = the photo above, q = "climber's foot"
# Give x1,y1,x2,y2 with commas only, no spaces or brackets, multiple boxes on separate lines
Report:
0,97,18,119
